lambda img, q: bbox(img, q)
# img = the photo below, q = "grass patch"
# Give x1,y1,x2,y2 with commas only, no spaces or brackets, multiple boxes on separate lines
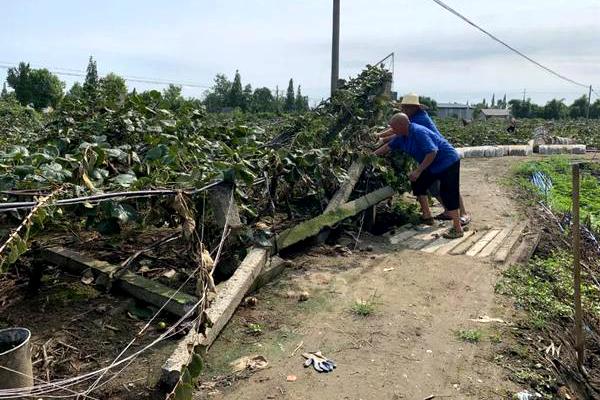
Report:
489,333,502,344
351,292,379,317
48,283,99,305
245,323,262,336
497,251,600,326
456,329,482,343
513,156,600,230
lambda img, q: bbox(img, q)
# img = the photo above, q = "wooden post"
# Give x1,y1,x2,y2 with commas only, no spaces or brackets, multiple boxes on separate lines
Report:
572,163,584,369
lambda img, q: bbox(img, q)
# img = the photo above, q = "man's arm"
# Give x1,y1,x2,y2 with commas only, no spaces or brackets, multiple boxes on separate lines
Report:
409,150,437,182
417,151,437,172
374,133,397,147
373,143,391,156
374,127,393,138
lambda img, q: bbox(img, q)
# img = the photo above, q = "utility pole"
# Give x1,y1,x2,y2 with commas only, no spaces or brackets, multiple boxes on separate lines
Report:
586,85,592,119
331,0,340,96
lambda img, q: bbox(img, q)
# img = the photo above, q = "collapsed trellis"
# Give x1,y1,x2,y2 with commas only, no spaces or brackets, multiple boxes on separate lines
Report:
0,66,395,399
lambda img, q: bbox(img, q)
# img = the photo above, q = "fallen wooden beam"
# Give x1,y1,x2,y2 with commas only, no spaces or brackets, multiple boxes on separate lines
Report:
249,256,293,293
199,247,268,348
514,232,541,264
208,182,243,231
276,186,395,251
324,160,365,213
466,229,501,256
432,230,475,254
422,230,473,253
450,230,486,255
159,247,268,393
477,225,513,258
160,329,200,390
494,222,527,263
318,160,366,243
41,247,198,317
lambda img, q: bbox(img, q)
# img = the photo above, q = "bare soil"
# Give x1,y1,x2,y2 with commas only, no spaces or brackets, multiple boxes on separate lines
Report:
196,157,528,400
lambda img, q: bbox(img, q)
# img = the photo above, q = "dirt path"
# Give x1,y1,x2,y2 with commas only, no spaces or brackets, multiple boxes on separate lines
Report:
197,157,527,400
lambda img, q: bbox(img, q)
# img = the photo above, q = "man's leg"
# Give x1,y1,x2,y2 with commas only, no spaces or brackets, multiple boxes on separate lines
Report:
431,180,469,221
417,195,432,219
458,195,470,219
439,161,463,236
411,169,435,223
446,209,462,233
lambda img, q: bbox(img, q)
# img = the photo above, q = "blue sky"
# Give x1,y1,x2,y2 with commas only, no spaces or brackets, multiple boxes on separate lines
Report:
1,0,599,105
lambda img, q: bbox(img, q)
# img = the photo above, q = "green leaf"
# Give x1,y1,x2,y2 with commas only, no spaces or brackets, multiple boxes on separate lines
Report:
188,353,203,378
39,162,72,182
104,202,137,223
7,145,29,158
173,383,193,400
113,173,137,188
145,144,168,161
14,165,35,178
181,368,191,384
95,218,121,234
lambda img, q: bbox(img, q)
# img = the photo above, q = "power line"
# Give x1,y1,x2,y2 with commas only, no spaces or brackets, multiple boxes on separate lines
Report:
0,62,211,89
429,0,591,89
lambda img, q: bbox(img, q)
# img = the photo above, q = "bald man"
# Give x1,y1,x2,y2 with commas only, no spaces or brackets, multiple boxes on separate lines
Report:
374,113,464,238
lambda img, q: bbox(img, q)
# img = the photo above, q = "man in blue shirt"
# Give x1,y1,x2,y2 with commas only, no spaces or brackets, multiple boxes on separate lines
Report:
374,113,465,238
378,93,470,226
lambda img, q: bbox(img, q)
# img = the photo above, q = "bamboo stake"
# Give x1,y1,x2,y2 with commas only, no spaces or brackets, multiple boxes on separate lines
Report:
572,163,584,369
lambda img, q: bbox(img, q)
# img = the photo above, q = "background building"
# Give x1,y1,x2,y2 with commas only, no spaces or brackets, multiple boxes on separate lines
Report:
437,102,473,119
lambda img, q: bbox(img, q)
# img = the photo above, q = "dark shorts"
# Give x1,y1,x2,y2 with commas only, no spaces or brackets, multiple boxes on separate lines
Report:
428,180,441,198
411,161,461,211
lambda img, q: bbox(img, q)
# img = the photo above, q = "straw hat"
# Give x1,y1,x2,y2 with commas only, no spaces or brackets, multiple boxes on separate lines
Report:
400,93,421,106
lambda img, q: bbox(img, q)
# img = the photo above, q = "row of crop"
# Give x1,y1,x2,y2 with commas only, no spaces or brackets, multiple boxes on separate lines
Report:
434,118,600,148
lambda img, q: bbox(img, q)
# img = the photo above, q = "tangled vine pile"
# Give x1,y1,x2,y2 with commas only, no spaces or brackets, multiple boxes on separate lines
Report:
0,66,397,272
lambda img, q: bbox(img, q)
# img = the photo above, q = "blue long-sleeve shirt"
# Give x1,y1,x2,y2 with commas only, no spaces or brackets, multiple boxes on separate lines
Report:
389,123,459,174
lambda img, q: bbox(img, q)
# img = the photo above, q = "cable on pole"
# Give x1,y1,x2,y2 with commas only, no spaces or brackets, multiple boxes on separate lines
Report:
429,0,591,89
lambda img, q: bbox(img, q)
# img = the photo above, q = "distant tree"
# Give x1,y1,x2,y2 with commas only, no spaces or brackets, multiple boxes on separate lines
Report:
419,96,438,115
100,73,127,108
161,84,184,111
285,79,295,112
228,70,244,109
508,98,543,118
491,93,495,107
590,99,600,119
83,56,99,107
242,84,252,111
295,85,309,112
274,85,285,112
68,82,84,99
502,94,507,108
1,83,7,98
204,74,232,112
569,95,589,119
482,98,487,108
251,87,275,112
542,98,568,120
6,62,64,109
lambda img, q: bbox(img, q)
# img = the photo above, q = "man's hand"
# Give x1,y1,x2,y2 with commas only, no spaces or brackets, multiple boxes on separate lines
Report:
408,169,422,182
